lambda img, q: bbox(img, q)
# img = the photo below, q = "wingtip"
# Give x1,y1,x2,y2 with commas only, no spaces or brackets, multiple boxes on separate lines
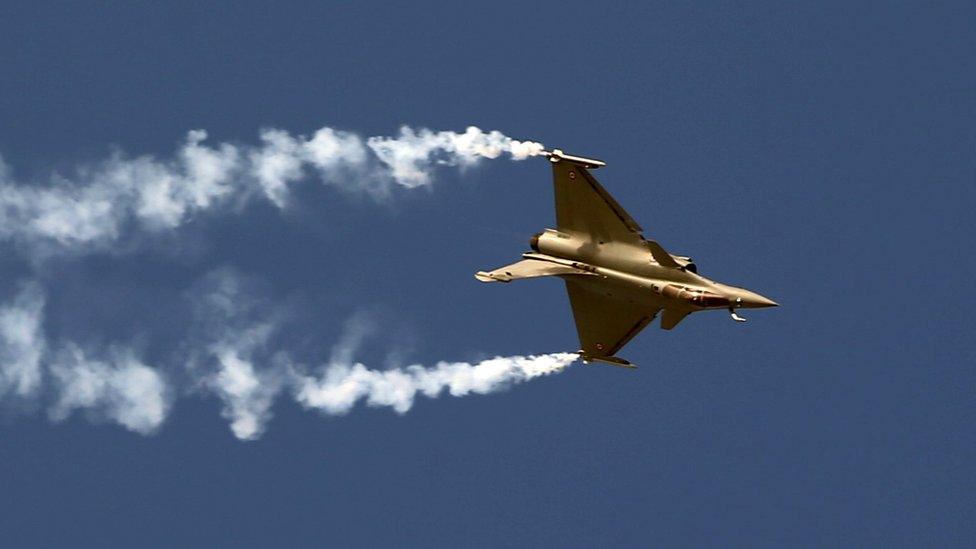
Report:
475,271,511,283
578,352,638,369
541,149,606,169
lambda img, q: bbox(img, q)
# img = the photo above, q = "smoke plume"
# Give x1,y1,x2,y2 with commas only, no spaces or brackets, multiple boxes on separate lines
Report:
293,353,576,417
0,125,545,253
0,125,565,440
0,283,170,434
0,278,575,440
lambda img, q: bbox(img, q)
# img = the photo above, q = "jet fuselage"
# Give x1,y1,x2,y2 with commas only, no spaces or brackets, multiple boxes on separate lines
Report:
529,228,776,315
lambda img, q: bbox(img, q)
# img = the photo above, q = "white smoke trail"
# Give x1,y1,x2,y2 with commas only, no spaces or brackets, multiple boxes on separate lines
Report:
190,273,577,440
293,353,577,417
0,125,545,253
0,126,560,438
47,344,169,435
366,126,545,187
0,279,576,440
0,283,170,434
208,344,284,441
0,282,45,400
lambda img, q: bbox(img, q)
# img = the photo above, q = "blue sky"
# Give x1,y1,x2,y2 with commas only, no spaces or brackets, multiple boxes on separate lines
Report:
1,2,973,547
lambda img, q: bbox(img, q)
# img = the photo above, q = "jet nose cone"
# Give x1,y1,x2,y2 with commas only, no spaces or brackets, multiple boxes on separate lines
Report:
740,291,778,308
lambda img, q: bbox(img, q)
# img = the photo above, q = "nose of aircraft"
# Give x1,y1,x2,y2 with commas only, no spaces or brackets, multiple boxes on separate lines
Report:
738,290,778,308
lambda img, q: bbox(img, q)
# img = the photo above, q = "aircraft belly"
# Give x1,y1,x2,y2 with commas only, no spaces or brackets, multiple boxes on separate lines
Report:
559,274,664,311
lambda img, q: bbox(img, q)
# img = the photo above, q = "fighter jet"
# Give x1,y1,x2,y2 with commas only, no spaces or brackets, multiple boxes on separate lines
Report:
476,149,777,368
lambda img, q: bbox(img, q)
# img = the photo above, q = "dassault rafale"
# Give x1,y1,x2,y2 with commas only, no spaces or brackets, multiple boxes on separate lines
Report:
476,149,778,368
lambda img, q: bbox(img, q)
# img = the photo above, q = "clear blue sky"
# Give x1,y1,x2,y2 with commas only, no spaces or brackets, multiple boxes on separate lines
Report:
1,2,973,547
